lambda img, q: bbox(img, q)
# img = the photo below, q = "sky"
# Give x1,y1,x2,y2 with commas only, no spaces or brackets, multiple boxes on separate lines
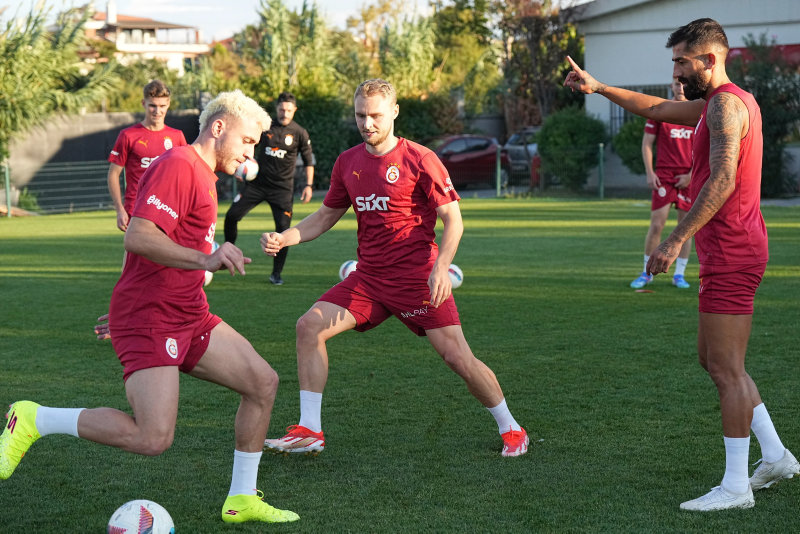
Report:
84,0,427,43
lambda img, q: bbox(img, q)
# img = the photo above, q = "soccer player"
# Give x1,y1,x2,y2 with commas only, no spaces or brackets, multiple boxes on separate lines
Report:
260,79,528,458
0,90,299,524
223,91,314,286
107,80,187,232
630,78,694,290
564,18,798,511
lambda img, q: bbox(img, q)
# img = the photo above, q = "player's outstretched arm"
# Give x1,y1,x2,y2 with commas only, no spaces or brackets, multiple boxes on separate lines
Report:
125,217,251,275
563,56,703,126
261,204,347,256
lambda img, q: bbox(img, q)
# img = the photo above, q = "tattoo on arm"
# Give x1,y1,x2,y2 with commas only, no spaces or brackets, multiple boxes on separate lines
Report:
672,93,743,241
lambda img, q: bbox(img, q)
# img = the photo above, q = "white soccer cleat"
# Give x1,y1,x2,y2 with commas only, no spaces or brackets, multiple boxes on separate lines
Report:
679,485,754,512
750,449,800,490
264,425,325,455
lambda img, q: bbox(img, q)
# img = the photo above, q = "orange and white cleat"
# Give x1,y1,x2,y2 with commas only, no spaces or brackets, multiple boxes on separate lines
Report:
264,425,325,456
501,427,529,457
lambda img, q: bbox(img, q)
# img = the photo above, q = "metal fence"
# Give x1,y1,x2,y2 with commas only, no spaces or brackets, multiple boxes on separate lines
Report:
11,161,113,214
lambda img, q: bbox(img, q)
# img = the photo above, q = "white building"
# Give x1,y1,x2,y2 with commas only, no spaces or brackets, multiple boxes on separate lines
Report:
83,1,210,74
576,0,800,132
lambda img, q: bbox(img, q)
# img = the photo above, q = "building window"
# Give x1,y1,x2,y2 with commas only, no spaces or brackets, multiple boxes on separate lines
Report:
609,84,670,137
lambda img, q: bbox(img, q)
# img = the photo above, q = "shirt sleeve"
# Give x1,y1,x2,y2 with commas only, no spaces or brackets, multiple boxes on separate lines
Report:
299,127,314,167
322,155,352,209
131,157,193,235
644,119,658,138
108,130,129,166
419,151,460,210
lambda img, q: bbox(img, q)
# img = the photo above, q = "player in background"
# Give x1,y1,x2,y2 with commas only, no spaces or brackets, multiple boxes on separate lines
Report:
223,92,314,286
565,18,798,511
107,79,187,232
261,79,528,458
1,90,299,524
630,78,694,290
96,80,188,337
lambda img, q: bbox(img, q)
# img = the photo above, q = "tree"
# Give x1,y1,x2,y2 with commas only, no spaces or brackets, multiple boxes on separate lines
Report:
378,16,435,98
612,116,647,175
727,33,800,196
538,107,606,191
0,4,118,162
493,0,584,129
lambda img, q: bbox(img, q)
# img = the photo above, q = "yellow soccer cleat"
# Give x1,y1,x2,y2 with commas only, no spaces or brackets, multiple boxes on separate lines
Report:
221,490,299,523
0,401,42,480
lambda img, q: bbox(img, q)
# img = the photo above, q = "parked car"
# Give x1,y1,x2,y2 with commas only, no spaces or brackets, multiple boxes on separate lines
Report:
428,134,510,187
504,127,541,186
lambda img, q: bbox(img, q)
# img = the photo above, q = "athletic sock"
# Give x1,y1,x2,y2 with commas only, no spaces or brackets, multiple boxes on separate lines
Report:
298,390,323,433
643,255,650,274
487,399,521,434
751,403,786,463
674,257,689,277
228,450,260,496
35,406,84,437
721,436,751,494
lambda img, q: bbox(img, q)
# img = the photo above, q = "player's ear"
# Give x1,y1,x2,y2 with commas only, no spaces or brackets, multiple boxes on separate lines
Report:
392,104,399,120
211,118,225,138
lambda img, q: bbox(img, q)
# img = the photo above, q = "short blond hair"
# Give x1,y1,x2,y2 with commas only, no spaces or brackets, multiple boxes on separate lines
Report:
354,79,396,105
198,90,271,133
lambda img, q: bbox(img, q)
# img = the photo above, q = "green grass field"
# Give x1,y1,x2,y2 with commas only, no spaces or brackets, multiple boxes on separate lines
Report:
1,197,799,532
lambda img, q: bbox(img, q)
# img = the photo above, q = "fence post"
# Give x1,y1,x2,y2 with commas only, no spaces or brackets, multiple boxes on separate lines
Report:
598,143,605,200
3,160,10,217
496,144,501,197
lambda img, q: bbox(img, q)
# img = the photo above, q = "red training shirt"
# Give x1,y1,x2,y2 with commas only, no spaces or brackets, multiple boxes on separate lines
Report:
110,145,218,330
644,119,693,179
323,138,460,279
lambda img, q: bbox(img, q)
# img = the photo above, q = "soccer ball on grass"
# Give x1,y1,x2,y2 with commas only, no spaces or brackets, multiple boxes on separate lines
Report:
107,499,174,534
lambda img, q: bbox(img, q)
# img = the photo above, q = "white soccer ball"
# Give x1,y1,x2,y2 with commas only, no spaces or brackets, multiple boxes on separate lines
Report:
339,260,358,280
107,500,174,534
448,264,463,289
234,157,259,181
204,242,220,287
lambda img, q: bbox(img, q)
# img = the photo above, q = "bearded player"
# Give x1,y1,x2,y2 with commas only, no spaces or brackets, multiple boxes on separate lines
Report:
260,79,528,458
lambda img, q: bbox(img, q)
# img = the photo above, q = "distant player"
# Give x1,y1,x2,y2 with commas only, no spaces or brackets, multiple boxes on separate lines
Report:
224,92,314,285
630,78,694,290
1,90,299,524
107,80,187,232
261,79,528,458
565,18,798,511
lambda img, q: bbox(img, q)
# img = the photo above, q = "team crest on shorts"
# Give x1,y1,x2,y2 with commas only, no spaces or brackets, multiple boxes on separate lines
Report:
386,164,400,184
163,137,173,150
285,134,294,146
165,337,178,359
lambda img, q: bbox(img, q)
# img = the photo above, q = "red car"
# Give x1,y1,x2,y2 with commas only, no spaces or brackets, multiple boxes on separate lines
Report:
427,135,511,187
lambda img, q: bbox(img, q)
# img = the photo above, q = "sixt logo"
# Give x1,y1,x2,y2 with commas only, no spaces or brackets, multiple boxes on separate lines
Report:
146,194,178,219
670,128,693,139
140,155,160,168
267,147,287,159
355,194,389,212
401,306,428,319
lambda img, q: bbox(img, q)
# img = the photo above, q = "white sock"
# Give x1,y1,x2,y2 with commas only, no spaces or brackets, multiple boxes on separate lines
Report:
298,390,322,433
643,255,650,273
721,436,751,494
751,403,785,463
35,406,84,437
487,399,521,434
228,450,261,497
674,257,689,277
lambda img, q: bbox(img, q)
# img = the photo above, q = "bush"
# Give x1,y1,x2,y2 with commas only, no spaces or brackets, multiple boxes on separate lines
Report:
395,93,463,143
538,107,607,191
612,117,647,175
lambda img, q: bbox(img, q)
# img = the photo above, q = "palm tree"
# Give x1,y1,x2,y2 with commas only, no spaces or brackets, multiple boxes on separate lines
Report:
0,3,118,164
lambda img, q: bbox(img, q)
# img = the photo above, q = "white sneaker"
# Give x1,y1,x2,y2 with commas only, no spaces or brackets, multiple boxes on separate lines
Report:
679,485,754,511
750,449,800,490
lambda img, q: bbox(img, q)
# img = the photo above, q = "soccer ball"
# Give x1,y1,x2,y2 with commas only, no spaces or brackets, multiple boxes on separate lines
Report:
107,500,174,534
339,260,358,280
204,241,220,287
234,157,259,181
448,264,463,289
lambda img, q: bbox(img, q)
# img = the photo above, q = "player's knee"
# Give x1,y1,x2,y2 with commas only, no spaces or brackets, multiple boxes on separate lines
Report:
296,312,323,342
136,430,174,456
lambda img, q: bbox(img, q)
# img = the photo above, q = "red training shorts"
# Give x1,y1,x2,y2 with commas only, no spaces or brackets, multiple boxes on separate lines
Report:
318,269,461,336
698,263,766,315
651,173,692,212
111,312,222,381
